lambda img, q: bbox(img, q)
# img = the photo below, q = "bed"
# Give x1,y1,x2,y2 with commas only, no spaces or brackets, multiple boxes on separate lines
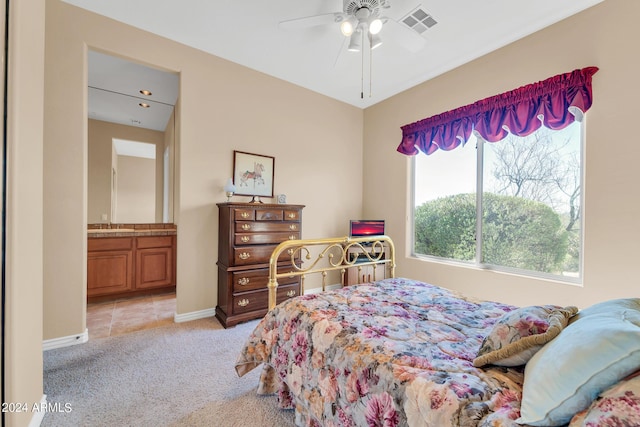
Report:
235,236,640,427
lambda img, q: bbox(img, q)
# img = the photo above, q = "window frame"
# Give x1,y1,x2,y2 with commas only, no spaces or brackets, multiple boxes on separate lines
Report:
410,120,585,284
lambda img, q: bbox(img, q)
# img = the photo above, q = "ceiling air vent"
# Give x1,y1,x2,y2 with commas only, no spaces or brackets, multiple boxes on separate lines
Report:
401,7,437,34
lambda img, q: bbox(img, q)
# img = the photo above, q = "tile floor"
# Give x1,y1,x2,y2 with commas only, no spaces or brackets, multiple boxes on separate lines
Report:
86,292,176,339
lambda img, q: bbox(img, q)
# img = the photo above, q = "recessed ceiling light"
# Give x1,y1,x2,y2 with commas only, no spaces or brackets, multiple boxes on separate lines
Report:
139,89,152,96
139,102,150,108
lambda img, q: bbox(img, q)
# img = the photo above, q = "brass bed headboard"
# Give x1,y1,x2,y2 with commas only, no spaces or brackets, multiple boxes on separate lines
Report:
267,235,396,310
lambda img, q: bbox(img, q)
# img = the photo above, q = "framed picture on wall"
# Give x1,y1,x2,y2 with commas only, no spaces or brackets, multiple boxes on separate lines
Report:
233,150,275,200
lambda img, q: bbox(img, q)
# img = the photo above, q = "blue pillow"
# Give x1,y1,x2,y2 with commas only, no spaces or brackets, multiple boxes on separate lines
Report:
517,298,640,426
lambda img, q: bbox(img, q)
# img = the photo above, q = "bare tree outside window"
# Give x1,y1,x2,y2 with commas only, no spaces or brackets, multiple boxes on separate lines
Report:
485,126,581,232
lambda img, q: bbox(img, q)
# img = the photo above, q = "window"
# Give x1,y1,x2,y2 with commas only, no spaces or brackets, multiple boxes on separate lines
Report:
401,67,597,281
413,121,582,281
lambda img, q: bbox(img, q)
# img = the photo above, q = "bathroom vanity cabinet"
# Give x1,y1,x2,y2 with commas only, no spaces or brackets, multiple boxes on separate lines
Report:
87,225,176,302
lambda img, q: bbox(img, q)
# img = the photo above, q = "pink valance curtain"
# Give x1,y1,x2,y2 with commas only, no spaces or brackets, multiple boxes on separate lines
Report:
397,67,599,156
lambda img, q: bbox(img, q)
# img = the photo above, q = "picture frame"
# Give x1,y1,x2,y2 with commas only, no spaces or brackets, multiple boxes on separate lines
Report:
232,150,275,199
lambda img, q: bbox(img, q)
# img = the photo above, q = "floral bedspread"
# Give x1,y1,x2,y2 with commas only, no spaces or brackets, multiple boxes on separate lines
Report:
235,278,526,426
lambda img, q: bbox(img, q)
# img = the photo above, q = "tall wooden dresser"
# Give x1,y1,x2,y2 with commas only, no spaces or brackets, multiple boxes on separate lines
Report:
216,202,304,328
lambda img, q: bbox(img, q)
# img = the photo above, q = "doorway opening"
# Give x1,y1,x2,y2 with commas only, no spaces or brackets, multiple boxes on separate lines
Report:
86,50,179,336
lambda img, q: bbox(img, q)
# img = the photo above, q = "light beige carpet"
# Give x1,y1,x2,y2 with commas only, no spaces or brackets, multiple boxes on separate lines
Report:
42,317,295,427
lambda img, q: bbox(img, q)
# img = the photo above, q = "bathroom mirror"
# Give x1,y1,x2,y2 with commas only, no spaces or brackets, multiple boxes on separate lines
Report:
87,50,179,224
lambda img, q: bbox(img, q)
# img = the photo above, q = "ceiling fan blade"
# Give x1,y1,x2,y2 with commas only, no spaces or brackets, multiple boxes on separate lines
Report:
333,37,348,68
279,12,344,31
381,18,427,53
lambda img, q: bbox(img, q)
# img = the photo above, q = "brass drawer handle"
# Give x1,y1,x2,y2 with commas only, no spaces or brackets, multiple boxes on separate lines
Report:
286,290,296,297
239,252,251,260
289,235,297,240
237,277,250,286
287,213,297,219
237,299,249,307
241,236,250,243
241,224,251,231
289,224,297,231
240,212,250,219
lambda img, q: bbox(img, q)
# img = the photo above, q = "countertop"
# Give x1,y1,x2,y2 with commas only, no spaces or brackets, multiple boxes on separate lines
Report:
87,224,176,238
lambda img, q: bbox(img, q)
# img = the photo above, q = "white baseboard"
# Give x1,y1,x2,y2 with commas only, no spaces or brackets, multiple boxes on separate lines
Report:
174,308,216,323
28,395,47,427
173,287,340,323
42,329,88,351
304,283,343,294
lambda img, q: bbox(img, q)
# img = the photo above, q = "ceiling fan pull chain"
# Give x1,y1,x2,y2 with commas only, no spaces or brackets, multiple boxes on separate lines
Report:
361,29,365,99
369,42,373,98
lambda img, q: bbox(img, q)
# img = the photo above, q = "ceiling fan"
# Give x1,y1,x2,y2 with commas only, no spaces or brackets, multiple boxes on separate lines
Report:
279,0,428,54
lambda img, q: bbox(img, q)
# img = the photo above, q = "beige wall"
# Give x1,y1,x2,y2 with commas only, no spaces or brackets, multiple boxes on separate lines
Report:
6,0,46,425
364,0,638,309
88,119,166,224
163,108,177,222
43,1,364,339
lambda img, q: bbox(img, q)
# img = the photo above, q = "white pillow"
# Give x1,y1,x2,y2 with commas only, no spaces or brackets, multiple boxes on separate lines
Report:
517,298,640,426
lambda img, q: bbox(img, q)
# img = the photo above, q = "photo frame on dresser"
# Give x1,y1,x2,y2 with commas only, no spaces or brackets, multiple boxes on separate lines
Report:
232,150,275,199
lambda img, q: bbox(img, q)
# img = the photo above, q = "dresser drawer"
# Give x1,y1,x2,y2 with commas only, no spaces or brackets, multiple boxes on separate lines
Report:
235,221,300,233
234,209,255,221
233,245,277,265
232,284,300,315
283,210,301,221
232,267,299,292
233,245,299,265
255,209,284,221
235,232,300,246
234,208,290,222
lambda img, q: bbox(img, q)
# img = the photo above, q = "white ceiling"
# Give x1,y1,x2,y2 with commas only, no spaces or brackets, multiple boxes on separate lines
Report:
74,0,603,130
88,50,179,131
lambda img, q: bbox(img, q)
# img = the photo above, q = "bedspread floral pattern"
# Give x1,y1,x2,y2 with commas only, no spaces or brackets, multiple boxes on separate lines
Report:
235,278,527,426
568,371,640,426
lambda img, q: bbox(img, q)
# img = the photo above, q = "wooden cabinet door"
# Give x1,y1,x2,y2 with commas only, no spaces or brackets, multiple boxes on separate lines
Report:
345,263,386,285
135,246,174,289
87,250,133,296
344,245,388,285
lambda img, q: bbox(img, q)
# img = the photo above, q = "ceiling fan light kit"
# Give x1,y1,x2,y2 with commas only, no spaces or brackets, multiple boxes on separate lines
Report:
368,18,383,34
348,30,362,52
280,0,424,99
340,18,357,36
369,33,382,50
